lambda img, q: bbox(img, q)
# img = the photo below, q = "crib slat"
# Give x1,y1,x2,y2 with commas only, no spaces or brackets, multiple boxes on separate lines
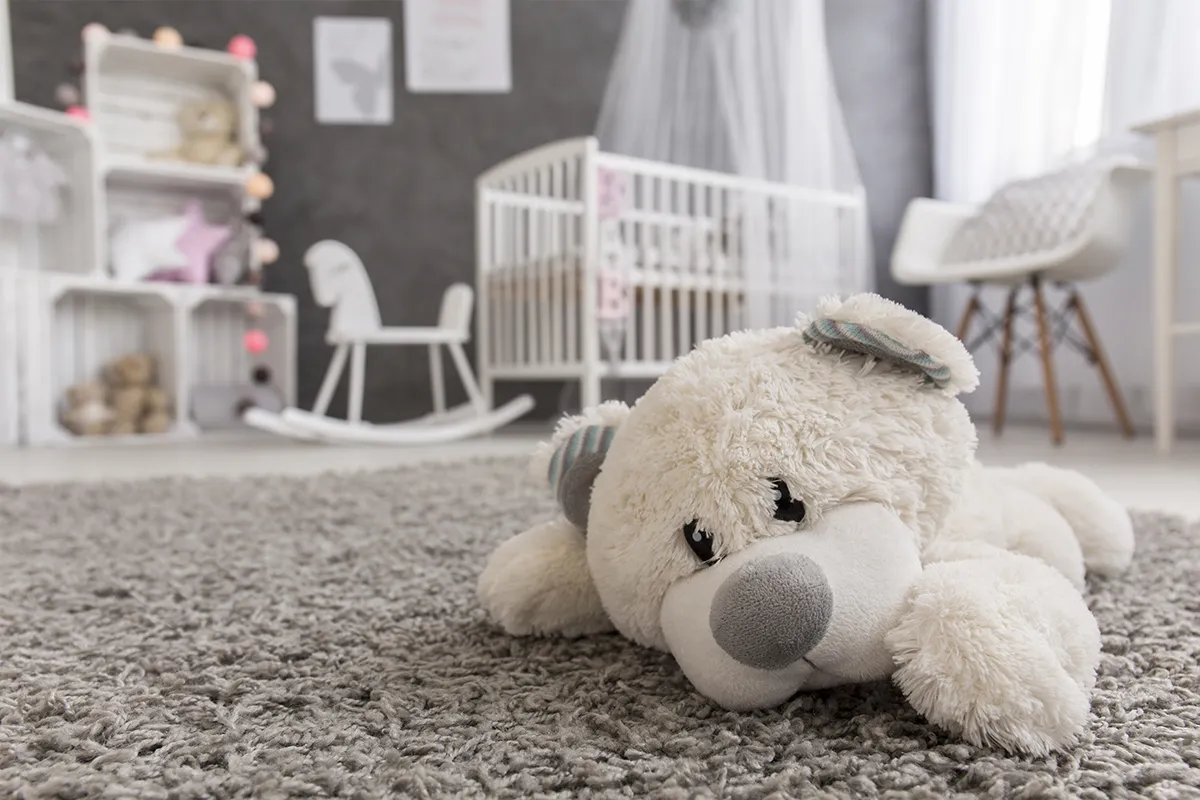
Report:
712,185,726,338
537,166,551,367
675,179,691,355
565,156,578,364
638,211,654,363
551,163,564,365
654,174,672,361
514,181,527,366
496,203,511,367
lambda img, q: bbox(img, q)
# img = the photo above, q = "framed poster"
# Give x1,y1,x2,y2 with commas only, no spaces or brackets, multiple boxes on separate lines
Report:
404,0,512,94
314,16,394,125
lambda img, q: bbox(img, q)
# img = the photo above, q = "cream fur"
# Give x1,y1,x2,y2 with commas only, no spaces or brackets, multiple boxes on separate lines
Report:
478,292,1134,755
886,549,1100,755
476,518,612,637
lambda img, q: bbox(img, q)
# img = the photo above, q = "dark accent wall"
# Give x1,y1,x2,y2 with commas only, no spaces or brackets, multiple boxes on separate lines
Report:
11,0,931,422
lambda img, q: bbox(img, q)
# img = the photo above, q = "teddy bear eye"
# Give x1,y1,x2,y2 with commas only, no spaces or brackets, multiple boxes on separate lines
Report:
683,520,717,566
770,479,807,523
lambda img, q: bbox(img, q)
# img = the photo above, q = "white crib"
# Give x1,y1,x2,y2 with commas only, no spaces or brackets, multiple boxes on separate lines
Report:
475,136,868,410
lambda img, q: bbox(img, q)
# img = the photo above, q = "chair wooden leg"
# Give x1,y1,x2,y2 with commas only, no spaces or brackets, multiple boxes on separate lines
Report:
956,289,981,343
1070,291,1136,438
993,285,1019,436
1031,278,1064,445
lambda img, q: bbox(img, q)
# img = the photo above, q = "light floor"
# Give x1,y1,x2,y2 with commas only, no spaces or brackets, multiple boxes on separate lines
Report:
0,424,1196,519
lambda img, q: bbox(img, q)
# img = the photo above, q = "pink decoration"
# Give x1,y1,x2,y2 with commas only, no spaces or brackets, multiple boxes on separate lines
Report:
227,35,257,60
65,106,90,122
82,23,110,43
171,201,233,283
597,168,629,220
597,271,630,321
243,329,269,354
250,80,276,109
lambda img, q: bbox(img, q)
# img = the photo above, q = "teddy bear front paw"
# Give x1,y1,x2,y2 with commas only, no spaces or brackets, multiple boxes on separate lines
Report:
886,550,1101,755
477,518,613,638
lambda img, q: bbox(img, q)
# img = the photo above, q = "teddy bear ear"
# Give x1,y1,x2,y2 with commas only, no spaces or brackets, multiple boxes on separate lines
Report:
799,293,980,396
529,400,631,533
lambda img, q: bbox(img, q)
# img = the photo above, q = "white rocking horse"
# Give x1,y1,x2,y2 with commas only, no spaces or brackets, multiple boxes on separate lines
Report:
244,240,534,444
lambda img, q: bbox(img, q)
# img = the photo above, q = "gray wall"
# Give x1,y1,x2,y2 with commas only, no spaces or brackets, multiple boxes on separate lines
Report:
827,0,932,314
11,0,931,422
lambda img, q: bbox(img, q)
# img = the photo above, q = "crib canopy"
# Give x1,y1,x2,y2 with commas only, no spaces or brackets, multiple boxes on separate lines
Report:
595,0,873,328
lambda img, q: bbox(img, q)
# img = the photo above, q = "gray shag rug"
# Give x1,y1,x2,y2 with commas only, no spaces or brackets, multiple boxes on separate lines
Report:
1,458,1198,799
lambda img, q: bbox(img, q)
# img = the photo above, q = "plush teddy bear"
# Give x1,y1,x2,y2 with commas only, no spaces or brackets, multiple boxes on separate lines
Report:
151,96,243,167
103,353,173,435
478,293,1134,756
61,380,114,436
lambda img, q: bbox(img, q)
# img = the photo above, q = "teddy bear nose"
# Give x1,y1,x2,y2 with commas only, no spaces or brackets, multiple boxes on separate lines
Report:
708,552,833,671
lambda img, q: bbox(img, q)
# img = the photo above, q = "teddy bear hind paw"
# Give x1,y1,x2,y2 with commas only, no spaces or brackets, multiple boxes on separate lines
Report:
886,553,1100,755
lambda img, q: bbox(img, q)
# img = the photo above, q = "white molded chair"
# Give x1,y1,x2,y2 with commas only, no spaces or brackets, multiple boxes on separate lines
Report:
245,240,533,444
891,160,1150,444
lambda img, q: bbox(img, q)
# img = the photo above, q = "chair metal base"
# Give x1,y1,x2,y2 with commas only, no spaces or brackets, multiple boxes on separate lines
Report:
956,276,1135,445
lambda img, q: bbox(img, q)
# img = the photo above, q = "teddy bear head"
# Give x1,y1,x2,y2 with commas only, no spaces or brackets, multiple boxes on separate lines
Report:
481,294,982,710
177,96,237,139
104,353,156,388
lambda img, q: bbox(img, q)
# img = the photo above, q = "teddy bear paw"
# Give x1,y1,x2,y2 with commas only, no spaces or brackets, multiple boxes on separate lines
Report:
886,550,1101,755
477,518,613,638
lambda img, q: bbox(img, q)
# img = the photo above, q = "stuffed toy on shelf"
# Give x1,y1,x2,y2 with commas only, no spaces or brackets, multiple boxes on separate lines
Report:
478,292,1136,757
109,200,233,284
150,95,245,167
60,353,174,436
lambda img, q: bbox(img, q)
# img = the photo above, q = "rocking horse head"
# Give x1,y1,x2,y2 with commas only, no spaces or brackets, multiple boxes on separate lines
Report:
303,240,383,339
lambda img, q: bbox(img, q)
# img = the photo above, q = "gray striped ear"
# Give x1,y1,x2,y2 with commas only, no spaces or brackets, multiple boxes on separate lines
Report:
547,424,619,534
803,317,953,389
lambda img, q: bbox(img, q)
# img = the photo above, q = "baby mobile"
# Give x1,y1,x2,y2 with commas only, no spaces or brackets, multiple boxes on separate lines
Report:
57,23,281,389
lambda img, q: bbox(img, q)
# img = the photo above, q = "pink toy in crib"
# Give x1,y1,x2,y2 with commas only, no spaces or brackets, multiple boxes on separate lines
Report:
597,168,630,220
597,270,629,321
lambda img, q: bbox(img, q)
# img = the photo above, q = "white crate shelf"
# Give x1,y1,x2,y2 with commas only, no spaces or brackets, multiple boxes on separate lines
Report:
20,276,297,447
23,274,190,446
84,34,259,167
104,155,261,198
0,102,104,275
184,289,297,414
0,32,294,448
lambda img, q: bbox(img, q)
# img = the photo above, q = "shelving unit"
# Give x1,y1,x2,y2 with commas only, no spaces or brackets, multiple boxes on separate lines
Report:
0,29,297,447
0,102,103,276
22,275,187,446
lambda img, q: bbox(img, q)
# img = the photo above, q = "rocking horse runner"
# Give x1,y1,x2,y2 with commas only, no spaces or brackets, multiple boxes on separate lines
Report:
244,240,534,444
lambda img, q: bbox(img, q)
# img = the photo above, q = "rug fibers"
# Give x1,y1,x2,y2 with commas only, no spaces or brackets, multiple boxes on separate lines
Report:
0,457,1197,799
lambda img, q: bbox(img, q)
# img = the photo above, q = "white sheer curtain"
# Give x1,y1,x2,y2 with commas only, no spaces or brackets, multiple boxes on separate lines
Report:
1102,0,1200,137
1090,0,1200,432
928,0,1111,206
927,0,1111,421
928,0,1200,430
595,0,870,329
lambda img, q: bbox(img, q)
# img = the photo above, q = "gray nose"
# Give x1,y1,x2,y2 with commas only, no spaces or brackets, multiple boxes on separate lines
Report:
709,552,833,671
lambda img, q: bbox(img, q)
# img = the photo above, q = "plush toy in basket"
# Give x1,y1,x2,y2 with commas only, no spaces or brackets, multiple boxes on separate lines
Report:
478,293,1135,755
62,353,174,437
151,95,244,167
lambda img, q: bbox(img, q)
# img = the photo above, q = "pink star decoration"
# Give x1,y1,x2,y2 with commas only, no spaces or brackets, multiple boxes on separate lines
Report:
172,201,233,284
